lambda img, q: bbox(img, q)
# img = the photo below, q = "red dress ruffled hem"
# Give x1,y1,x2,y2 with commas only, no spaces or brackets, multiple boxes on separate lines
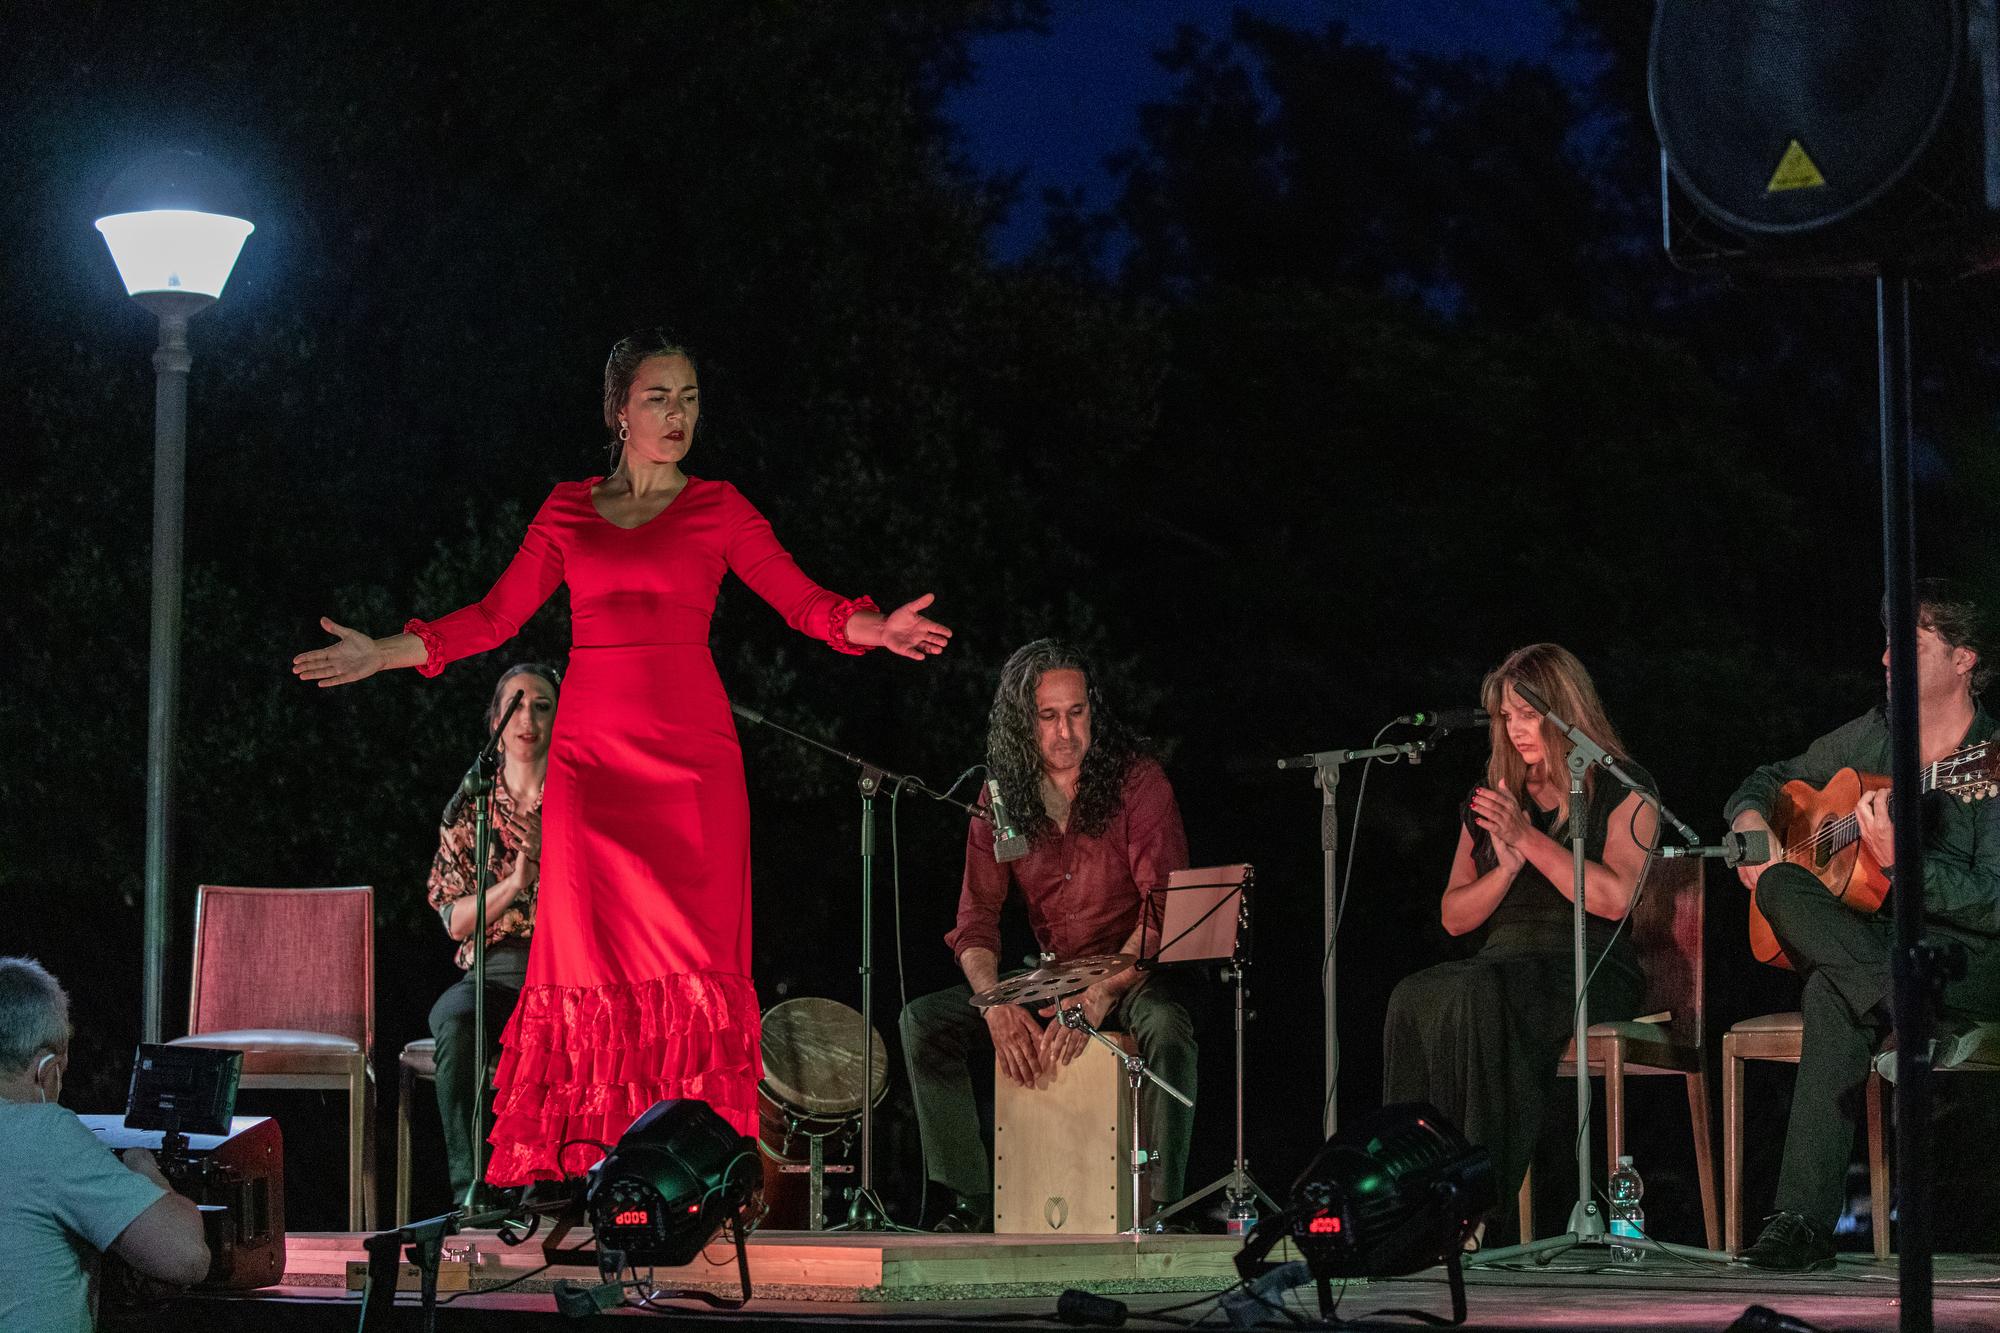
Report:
484,969,762,1184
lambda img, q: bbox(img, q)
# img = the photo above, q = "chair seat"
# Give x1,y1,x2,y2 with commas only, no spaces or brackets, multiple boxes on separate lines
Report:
1728,1011,1803,1035
172,1030,366,1078
1552,1021,1698,1075
173,1028,362,1053
400,1039,438,1079
1878,1017,2000,1072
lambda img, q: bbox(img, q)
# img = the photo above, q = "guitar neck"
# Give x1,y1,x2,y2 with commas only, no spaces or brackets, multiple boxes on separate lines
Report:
1794,765,1940,861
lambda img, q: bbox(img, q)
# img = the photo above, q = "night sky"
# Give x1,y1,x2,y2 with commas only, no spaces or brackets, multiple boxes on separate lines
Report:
949,0,1571,259
8,1,2000,1249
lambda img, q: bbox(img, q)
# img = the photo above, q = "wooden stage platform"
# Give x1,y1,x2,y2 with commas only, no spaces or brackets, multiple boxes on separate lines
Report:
140,1229,2000,1330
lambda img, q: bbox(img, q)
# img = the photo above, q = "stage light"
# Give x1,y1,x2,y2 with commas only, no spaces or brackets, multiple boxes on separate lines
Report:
1231,1103,1493,1325
587,1100,761,1269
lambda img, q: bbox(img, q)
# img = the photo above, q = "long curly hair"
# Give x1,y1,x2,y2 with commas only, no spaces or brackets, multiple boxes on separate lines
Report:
986,639,1149,842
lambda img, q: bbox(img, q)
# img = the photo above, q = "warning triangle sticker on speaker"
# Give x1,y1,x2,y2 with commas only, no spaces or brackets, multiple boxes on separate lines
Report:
1766,140,1827,193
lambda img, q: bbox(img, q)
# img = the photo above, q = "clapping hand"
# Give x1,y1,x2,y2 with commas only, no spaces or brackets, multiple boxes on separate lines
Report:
1470,780,1532,863
879,594,952,661
502,807,542,864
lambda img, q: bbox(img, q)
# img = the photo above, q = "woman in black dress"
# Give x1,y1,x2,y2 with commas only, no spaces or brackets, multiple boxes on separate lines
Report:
1383,643,1656,1241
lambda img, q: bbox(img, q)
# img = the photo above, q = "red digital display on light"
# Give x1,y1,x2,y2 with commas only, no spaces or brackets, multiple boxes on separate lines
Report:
613,1209,651,1226
1306,1214,1342,1235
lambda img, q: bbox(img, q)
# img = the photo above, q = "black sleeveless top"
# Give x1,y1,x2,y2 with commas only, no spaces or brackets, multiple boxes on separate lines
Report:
1460,764,1652,974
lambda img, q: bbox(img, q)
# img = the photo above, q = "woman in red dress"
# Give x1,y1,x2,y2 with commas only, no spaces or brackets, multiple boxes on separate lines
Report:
293,330,952,1183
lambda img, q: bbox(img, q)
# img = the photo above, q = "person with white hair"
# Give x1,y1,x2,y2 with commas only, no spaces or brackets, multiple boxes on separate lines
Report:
0,957,209,1331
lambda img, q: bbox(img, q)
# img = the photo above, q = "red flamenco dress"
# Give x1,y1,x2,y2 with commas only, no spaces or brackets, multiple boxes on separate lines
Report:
404,476,876,1183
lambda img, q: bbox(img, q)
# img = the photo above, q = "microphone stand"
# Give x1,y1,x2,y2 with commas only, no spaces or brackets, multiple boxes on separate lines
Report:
1277,728,1448,1137
1466,683,1729,1268
730,703,982,1232
450,688,523,1213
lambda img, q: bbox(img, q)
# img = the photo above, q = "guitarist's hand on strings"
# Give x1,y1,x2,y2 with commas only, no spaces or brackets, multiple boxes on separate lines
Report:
1731,810,1781,891
1856,788,1895,869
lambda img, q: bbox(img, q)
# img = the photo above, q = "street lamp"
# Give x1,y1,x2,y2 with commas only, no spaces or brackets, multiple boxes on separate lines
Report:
95,150,253,1045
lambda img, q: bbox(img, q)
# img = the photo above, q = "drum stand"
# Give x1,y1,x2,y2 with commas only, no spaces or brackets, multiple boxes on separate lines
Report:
1053,1006,1194,1235
767,1118,852,1232
729,704,984,1232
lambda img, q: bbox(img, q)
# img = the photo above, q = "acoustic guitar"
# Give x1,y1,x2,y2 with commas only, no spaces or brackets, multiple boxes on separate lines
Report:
1749,739,2000,968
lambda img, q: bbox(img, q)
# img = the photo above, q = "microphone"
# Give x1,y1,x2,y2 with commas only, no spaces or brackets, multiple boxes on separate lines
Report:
985,778,1030,863
1397,707,1489,731
1660,828,1771,867
443,689,524,826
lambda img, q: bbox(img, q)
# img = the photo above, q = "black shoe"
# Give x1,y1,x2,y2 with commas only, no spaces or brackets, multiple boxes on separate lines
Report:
1737,1211,1836,1271
932,1197,991,1233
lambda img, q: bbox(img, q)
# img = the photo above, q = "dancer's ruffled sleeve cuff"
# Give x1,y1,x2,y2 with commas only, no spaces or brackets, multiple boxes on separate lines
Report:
403,618,447,678
825,595,879,656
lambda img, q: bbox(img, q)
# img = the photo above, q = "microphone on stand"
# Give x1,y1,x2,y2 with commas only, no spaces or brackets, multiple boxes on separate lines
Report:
1397,707,1489,730
985,778,1030,863
443,689,524,825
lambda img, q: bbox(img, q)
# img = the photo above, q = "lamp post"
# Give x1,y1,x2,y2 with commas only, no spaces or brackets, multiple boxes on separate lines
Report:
95,151,253,1044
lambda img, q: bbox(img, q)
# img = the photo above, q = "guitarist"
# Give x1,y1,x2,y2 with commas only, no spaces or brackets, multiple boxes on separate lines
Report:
1726,579,2000,1270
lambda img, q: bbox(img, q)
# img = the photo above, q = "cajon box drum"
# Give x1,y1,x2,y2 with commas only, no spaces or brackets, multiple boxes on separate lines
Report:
993,1031,1135,1235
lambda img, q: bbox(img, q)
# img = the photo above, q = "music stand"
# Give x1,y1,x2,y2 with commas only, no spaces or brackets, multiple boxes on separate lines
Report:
1138,865,1277,1232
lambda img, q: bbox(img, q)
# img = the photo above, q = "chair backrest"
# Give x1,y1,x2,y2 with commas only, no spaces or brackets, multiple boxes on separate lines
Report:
1630,853,1704,1050
186,885,374,1053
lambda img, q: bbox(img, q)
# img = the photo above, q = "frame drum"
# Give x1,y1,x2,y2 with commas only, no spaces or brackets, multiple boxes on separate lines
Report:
757,996,889,1228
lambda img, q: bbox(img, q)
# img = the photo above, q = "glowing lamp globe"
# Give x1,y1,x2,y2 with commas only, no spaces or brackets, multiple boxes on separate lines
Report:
94,150,253,303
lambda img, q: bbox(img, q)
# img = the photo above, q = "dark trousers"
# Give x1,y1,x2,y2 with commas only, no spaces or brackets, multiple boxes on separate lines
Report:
899,973,1198,1208
428,953,526,1199
1756,863,2000,1229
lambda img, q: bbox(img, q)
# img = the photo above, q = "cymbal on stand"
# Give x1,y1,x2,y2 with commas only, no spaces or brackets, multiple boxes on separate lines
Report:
967,954,1135,1010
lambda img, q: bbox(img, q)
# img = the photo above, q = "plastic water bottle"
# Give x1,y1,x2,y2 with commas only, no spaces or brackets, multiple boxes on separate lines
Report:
1226,1192,1258,1238
1607,1156,1645,1263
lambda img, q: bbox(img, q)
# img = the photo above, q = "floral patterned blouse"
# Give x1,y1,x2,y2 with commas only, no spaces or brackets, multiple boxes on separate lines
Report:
426,775,540,970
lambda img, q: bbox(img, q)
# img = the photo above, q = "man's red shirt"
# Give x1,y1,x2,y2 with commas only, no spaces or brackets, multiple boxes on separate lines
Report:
945,757,1189,966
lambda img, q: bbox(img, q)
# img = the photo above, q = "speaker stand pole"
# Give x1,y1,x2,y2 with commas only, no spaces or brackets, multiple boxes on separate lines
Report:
1880,271,1934,1333
1318,760,1340,1139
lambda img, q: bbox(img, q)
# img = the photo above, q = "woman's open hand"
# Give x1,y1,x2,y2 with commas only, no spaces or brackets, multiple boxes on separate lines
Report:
292,617,383,688
879,593,953,661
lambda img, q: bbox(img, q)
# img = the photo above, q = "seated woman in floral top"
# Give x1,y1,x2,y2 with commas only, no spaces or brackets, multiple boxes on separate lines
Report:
426,662,558,1207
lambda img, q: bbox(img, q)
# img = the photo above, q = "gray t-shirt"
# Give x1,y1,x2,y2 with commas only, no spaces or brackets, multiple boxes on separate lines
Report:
0,1103,165,1333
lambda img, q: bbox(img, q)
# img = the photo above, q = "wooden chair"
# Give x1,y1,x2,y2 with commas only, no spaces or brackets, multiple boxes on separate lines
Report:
1517,853,1721,1250
1726,1013,2000,1258
169,885,376,1230
395,1038,439,1226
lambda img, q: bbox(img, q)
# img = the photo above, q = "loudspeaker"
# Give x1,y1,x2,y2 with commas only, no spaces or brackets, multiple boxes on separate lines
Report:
1652,0,2000,277
82,1113,286,1290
